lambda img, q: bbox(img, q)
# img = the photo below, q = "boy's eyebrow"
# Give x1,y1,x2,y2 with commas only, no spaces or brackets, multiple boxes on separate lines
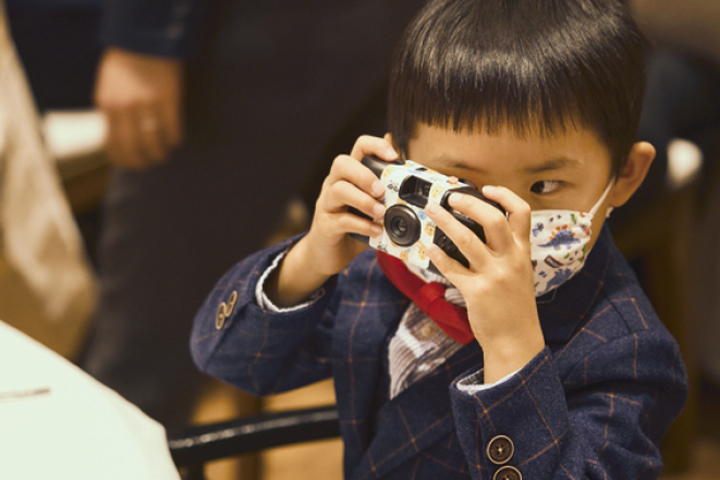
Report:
442,155,581,174
524,156,581,174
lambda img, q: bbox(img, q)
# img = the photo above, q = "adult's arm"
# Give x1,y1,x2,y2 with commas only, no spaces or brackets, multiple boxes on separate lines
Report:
95,0,205,169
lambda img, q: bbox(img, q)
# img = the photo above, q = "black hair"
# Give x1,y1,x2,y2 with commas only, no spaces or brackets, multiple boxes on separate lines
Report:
388,0,648,174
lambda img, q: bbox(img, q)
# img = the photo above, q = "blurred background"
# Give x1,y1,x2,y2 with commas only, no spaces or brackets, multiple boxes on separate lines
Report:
2,0,720,478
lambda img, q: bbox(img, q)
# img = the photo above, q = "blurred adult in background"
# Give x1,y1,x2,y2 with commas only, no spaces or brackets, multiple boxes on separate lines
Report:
79,0,427,431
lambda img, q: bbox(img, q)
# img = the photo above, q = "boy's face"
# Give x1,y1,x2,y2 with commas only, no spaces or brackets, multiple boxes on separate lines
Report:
405,123,616,250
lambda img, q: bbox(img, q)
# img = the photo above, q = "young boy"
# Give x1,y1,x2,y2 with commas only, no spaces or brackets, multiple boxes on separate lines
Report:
191,0,688,478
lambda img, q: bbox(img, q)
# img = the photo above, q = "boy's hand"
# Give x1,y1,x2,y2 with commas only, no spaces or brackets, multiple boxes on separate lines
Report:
303,135,397,275
266,136,397,307
425,186,545,384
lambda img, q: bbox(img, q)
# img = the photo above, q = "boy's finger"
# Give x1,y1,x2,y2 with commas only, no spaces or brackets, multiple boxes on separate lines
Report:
314,206,383,240
425,202,488,268
322,179,385,220
481,186,531,240
336,212,384,239
327,155,385,199
349,135,399,162
426,243,466,282
446,193,512,254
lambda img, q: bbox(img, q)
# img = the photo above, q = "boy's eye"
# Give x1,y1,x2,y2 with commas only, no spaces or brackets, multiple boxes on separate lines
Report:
530,180,562,194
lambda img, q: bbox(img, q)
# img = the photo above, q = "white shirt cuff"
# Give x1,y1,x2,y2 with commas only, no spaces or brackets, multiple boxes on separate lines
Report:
455,368,517,392
255,248,325,313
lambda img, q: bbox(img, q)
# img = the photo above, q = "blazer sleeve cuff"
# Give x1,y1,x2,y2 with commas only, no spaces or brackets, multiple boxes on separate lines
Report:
256,247,327,313
450,347,568,477
454,368,518,392
190,234,337,367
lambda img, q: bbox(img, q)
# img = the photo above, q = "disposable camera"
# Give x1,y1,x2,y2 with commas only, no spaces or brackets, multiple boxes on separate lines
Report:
350,156,504,274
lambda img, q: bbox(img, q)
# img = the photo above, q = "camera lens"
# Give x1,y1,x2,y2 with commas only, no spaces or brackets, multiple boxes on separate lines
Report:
384,205,421,246
393,217,408,234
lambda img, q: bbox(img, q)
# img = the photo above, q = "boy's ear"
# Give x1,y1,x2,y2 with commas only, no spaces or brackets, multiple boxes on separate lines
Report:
610,141,656,208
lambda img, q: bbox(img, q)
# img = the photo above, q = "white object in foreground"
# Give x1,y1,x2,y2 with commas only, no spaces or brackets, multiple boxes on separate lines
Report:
0,320,181,480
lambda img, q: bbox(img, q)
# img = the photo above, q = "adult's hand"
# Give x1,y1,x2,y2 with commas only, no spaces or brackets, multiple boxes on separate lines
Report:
94,48,184,169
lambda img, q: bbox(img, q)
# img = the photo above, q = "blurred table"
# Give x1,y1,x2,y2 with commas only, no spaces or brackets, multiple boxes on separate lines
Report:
0,320,181,480
44,109,111,214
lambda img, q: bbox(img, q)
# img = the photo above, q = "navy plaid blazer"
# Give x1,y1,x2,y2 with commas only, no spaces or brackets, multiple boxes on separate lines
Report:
191,226,687,479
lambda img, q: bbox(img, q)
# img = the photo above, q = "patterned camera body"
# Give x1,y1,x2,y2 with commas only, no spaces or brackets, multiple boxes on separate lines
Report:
350,156,503,274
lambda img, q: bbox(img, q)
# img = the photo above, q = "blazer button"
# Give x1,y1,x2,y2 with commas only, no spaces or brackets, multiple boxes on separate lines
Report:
487,435,514,465
493,465,522,480
215,290,238,330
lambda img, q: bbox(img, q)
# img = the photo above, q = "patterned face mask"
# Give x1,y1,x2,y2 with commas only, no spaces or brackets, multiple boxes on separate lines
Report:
530,182,614,297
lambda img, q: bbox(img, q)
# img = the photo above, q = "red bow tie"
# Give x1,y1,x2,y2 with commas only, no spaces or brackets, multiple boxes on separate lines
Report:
376,252,475,345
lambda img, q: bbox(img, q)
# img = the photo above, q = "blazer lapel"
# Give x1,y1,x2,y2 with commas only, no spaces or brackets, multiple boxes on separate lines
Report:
331,254,410,473
538,225,613,346
351,343,482,479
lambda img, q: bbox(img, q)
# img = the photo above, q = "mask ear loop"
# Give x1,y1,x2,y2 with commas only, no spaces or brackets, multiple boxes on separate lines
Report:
588,180,616,218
